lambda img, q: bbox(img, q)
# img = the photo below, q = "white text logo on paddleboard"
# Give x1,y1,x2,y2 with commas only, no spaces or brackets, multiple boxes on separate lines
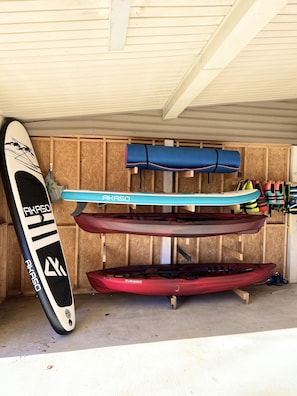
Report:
44,256,67,277
102,194,130,202
23,204,51,217
25,259,42,292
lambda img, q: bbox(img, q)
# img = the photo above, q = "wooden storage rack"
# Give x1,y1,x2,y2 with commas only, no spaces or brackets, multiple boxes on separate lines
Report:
0,136,290,299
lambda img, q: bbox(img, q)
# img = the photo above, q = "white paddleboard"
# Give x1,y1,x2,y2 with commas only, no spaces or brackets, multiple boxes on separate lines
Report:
0,119,75,334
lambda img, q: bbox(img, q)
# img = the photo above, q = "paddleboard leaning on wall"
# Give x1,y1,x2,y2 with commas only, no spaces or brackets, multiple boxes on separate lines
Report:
0,119,75,334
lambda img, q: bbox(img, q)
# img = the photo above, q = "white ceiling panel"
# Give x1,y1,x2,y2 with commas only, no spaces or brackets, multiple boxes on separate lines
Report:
0,0,296,128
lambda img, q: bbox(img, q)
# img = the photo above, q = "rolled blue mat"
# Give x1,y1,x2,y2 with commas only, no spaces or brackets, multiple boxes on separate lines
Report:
125,144,240,173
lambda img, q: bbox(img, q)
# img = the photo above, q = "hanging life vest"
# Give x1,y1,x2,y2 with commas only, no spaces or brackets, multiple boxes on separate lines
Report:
235,179,259,213
264,180,286,214
252,180,268,212
274,181,285,205
285,184,297,214
264,180,277,205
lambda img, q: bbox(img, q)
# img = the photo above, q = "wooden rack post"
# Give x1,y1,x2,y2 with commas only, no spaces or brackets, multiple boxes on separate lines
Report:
222,234,250,303
160,139,174,264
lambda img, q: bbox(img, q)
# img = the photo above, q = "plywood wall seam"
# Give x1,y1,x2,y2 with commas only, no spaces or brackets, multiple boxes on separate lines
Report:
77,137,80,189
103,137,107,191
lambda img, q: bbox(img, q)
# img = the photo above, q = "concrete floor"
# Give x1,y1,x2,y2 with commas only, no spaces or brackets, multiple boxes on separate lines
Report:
1,283,297,395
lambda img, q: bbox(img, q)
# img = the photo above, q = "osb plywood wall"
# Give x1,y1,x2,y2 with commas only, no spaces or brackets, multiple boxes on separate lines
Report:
0,136,290,296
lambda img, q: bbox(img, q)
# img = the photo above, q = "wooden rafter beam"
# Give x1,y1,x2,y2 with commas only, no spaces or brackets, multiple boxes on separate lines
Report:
162,0,288,120
109,0,131,52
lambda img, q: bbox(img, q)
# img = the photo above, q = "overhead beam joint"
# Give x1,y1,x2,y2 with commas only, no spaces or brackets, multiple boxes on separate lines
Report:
162,0,288,120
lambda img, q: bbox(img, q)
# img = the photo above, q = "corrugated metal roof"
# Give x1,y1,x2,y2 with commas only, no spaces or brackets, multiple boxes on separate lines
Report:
0,0,296,124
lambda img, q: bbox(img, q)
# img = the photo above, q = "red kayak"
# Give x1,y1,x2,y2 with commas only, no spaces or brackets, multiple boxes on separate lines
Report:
86,263,276,296
74,212,267,238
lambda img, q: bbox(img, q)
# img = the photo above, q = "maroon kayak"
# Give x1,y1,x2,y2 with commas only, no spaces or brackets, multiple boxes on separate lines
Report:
86,263,276,296
74,212,267,238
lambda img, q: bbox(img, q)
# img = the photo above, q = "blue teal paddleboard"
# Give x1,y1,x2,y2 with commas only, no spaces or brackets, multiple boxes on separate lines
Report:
62,189,260,215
